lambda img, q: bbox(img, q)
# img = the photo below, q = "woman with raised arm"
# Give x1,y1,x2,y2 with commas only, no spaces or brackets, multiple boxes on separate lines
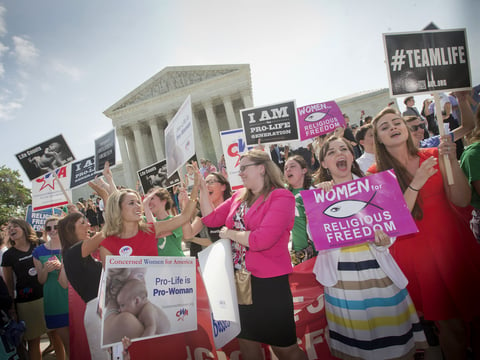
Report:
201,149,307,360
180,170,233,255
369,107,480,359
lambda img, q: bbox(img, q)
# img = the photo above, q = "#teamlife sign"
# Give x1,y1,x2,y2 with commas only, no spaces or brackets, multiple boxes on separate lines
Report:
296,101,346,141
101,256,197,348
240,100,299,146
301,170,418,251
383,29,471,96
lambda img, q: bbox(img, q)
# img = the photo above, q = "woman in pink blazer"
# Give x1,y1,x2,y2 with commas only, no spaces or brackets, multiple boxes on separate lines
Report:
201,149,306,360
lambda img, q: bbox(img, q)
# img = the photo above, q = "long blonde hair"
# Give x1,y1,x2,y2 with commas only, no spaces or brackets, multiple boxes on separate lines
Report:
102,189,150,237
239,149,285,205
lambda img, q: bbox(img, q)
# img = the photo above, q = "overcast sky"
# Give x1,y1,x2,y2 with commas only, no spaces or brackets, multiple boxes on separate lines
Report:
1,0,478,186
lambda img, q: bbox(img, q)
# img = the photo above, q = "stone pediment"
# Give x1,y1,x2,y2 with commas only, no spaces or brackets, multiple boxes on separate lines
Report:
105,65,247,115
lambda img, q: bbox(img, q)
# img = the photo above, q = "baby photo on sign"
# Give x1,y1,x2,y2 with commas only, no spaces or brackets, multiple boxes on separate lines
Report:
100,257,197,348
15,134,75,180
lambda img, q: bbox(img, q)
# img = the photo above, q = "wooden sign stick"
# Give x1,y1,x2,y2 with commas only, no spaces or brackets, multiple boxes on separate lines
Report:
433,93,454,185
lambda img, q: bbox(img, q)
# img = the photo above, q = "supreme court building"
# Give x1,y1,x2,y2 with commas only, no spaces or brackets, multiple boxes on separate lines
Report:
103,64,253,190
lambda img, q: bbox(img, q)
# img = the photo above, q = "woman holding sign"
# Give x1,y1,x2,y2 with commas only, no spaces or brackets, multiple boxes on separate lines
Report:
312,136,427,360
369,107,480,359
202,149,307,360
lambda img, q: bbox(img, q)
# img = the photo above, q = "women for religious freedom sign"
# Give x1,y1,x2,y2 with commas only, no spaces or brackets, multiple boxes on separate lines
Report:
301,170,418,251
296,101,346,141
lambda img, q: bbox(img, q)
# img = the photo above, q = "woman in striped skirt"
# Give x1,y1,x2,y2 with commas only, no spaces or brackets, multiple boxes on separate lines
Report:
312,136,427,359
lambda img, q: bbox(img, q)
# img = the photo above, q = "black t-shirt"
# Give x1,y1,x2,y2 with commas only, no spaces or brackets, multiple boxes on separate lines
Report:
1,244,43,303
63,242,102,303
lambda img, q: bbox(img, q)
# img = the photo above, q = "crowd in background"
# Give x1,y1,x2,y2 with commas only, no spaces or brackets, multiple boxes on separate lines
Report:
0,86,479,360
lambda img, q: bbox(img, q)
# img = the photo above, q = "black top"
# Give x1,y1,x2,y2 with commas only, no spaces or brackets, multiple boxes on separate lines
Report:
1,244,43,303
63,242,102,303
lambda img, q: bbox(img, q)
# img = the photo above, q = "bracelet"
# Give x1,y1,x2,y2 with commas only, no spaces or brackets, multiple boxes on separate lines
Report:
408,185,419,192
189,198,198,203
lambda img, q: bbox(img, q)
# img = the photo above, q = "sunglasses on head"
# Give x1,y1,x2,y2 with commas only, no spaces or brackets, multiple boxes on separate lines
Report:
45,225,58,232
410,123,426,132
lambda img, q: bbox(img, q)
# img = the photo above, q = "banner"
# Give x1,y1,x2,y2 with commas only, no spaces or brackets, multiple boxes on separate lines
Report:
219,129,252,191
101,256,197,348
15,134,75,181
301,170,418,250
240,100,299,146
137,159,181,194
165,95,195,177
95,129,116,172
383,28,471,96
297,101,345,141
31,165,72,211
198,239,241,349
70,156,97,188
25,205,64,232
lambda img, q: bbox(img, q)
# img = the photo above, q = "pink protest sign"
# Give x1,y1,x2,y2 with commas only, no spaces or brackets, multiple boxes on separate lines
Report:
301,170,418,251
296,101,346,141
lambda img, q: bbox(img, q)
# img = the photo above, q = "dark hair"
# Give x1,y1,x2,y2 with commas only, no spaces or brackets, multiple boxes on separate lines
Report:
285,155,312,190
148,187,174,211
207,172,232,201
7,218,38,247
372,107,422,219
355,123,373,144
314,136,363,183
58,212,84,256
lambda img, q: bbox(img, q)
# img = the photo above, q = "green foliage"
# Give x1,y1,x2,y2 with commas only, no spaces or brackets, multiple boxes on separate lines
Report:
0,165,31,225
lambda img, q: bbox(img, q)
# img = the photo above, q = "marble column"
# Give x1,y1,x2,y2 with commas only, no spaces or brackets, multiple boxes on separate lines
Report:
132,123,149,169
126,128,139,176
202,100,222,160
148,117,164,162
222,96,238,130
191,110,205,160
241,91,254,109
116,127,135,188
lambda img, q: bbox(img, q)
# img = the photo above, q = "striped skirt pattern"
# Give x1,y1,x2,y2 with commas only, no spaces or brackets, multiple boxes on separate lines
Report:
325,243,427,360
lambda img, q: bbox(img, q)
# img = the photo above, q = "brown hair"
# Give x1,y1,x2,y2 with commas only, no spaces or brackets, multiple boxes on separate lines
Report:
313,136,363,184
7,218,38,247
285,155,312,190
148,187,175,212
372,107,423,219
58,212,84,255
207,172,232,201
239,149,285,205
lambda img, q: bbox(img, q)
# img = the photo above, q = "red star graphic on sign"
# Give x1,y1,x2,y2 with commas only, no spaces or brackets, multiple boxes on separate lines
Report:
36,174,56,191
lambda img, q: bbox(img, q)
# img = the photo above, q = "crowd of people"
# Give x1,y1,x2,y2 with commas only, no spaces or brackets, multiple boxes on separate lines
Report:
1,87,479,360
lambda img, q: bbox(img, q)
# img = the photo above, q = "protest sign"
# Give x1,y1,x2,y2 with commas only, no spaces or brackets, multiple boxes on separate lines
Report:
137,159,181,194
25,205,63,232
165,95,195,177
240,100,299,146
383,29,471,96
219,128,252,191
101,256,197,348
297,101,345,141
198,239,241,349
15,134,75,181
95,129,116,172
70,257,334,359
301,170,418,251
70,156,97,188
32,165,72,211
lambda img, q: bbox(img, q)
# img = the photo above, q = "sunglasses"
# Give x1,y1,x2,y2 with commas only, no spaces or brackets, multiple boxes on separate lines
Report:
45,225,58,232
410,123,426,132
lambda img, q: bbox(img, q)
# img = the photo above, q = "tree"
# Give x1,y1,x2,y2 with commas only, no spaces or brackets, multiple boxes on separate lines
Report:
0,165,31,225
